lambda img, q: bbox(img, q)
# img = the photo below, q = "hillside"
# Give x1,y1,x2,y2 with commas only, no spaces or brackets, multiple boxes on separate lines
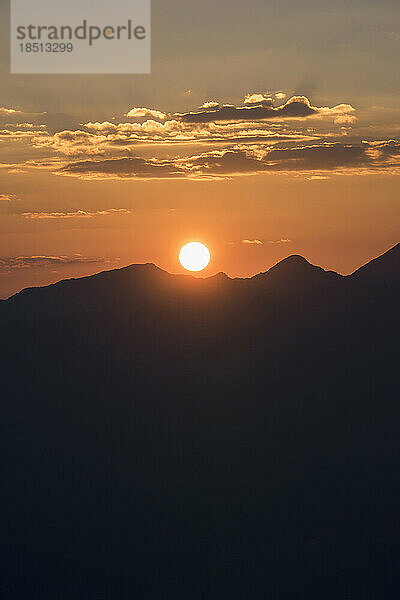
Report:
1,245,399,599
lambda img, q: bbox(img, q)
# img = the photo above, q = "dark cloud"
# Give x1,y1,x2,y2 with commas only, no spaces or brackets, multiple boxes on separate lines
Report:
186,149,264,173
265,143,366,170
177,96,318,123
56,140,400,180
185,143,369,175
61,156,185,178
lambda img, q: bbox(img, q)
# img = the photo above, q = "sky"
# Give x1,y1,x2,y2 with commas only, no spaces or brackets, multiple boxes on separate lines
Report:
1,0,400,297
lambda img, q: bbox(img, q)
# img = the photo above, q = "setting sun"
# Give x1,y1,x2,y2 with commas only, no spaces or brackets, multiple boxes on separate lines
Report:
179,242,211,272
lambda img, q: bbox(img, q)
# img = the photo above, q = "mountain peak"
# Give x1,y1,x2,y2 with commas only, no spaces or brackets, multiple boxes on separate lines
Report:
278,254,310,264
273,254,313,269
250,254,341,289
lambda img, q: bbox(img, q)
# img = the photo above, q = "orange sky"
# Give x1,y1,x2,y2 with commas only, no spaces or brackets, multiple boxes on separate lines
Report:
1,0,400,298
1,164,399,298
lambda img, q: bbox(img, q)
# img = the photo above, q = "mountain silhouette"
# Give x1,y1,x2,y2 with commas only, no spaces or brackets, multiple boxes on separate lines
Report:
1,244,399,599
1,252,344,320
350,242,400,286
254,253,340,281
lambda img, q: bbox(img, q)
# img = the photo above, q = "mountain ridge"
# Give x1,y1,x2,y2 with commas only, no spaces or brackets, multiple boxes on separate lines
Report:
350,242,400,285
0,243,398,322
5,242,397,303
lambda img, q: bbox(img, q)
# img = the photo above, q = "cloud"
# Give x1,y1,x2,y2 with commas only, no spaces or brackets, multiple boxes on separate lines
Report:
334,114,357,125
80,118,317,149
0,255,113,273
6,98,400,183
182,143,367,176
264,143,365,170
176,96,355,124
125,107,167,120
242,239,263,245
366,139,400,156
243,94,273,107
268,238,293,244
57,140,400,181
0,194,18,202
233,238,292,246
0,97,354,165
0,128,48,140
33,129,108,156
0,107,24,116
4,123,46,131
183,148,264,174
60,157,184,179
183,140,400,177
21,208,132,219
0,107,61,131
32,95,354,156
177,96,318,123
199,101,220,109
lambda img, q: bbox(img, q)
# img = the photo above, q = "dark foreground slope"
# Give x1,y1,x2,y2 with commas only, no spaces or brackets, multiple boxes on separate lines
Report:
1,246,400,599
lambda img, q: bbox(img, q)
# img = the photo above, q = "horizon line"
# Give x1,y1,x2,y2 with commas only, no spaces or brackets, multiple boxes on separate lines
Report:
2,241,399,302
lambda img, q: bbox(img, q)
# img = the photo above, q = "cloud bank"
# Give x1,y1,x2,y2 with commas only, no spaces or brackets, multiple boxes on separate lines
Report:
58,141,400,180
0,255,113,272
3,94,400,184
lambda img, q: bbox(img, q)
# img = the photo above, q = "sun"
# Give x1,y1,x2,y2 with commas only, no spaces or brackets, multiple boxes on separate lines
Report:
179,242,211,272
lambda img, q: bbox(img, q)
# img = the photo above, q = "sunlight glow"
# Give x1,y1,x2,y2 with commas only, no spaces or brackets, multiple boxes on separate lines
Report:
179,242,211,272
